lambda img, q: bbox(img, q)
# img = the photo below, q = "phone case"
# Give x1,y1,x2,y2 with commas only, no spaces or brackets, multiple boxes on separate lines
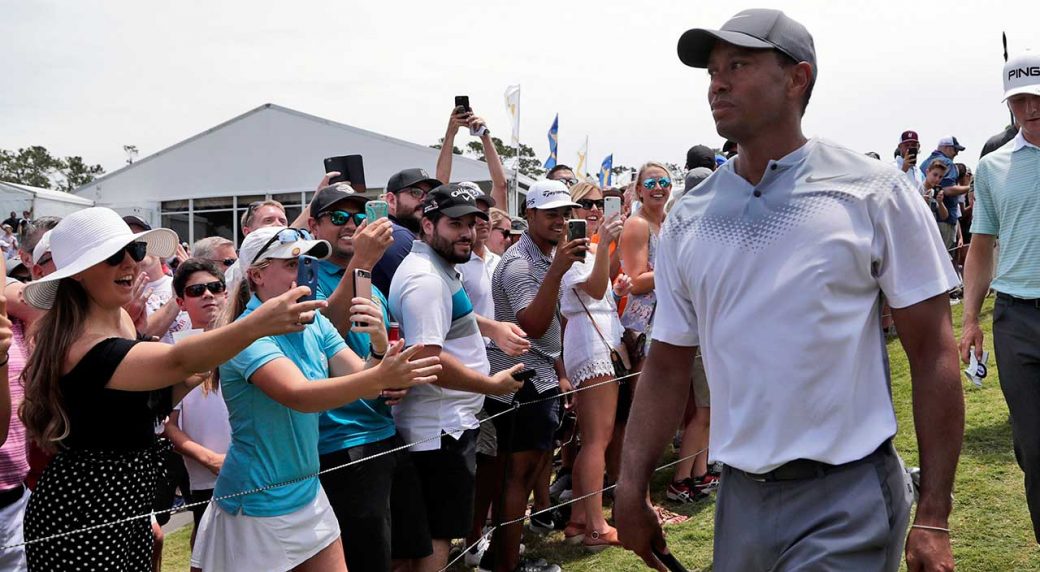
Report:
365,201,389,221
296,256,319,302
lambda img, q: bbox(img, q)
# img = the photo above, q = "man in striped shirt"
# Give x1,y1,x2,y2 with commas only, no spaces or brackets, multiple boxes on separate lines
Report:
961,48,1040,543
483,180,585,572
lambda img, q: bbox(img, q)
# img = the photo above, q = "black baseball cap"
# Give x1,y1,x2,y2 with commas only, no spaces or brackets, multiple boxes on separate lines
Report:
678,9,817,79
122,215,152,231
310,182,369,218
459,181,496,208
386,168,442,194
421,183,489,220
685,145,716,169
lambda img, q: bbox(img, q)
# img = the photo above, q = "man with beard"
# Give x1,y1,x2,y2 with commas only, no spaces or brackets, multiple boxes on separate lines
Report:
305,182,436,571
388,184,525,572
372,168,443,296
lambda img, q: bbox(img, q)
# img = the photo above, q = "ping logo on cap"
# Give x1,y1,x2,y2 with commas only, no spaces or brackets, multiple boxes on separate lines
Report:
1009,66,1040,80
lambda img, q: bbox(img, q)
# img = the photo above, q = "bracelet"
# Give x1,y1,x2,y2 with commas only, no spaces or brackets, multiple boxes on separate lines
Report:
611,291,623,301
369,346,386,360
911,524,950,534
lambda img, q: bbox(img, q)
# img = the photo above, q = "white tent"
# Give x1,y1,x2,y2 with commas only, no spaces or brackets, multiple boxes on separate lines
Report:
0,181,94,220
73,103,533,246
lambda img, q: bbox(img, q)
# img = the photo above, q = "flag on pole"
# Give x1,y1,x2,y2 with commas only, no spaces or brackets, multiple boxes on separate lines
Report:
544,114,559,170
598,154,613,187
576,136,588,178
504,85,521,146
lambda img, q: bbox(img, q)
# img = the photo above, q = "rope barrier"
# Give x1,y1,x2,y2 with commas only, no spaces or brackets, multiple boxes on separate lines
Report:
440,447,710,572
1,369,646,552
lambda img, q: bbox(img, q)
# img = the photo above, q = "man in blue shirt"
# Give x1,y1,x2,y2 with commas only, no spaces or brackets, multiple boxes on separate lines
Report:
920,136,971,250
371,168,443,296
306,182,433,570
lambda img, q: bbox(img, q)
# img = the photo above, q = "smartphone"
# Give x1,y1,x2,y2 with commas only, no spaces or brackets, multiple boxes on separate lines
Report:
352,268,372,328
567,219,587,261
365,200,389,221
323,154,367,190
512,368,536,382
907,147,918,163
604,196,621,221
454,95,471,113
296,255,319,324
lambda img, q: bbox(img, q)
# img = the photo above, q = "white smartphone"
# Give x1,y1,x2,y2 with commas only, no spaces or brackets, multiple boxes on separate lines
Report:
604,196,622,221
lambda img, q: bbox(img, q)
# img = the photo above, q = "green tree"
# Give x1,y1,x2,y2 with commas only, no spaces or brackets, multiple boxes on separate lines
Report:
429,139,463,155
432,136,544,178
0,146,104,191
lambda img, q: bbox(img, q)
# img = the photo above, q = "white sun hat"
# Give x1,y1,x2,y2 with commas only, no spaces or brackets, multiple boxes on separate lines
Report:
22,207,179,309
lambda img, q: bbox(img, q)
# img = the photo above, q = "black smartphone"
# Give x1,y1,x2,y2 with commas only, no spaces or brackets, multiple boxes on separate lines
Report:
352,268,372,328
651,546,689,572
296,255,319,323
512,368,536,382
567,219,587,261
454,95,471,113
323,154,367,190
907,147,918,163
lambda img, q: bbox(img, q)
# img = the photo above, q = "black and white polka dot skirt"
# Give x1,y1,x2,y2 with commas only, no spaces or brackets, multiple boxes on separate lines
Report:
24,443,165,571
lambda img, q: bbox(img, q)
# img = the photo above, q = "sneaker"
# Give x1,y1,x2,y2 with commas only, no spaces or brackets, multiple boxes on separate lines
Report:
549,470,572,500
692,473,720,494
464,535,491,567
514,558,562,572
666,479,706,504
709,462,723,477
527,513,554,535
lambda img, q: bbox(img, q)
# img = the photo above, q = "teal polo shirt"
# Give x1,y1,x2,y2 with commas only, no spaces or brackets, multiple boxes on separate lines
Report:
313,258,396,455
971,133,1040,299
214,295,347,517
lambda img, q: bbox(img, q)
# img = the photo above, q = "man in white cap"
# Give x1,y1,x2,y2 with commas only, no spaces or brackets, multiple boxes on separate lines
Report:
617,9,962,572
961,48,1040,544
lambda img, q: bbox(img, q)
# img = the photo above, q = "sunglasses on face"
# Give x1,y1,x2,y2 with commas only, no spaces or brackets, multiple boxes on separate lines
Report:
493,228,511,239
38,255,52,267
251,228,313,264
184,280,226,298
396,188,426,200
577,199,604,210
642,177,673,190
321,210,366,226
558,177,579,187
217,257,237,268
105,241,148,266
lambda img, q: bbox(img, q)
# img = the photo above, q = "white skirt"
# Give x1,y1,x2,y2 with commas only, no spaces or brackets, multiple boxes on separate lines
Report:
190,485,340,571
563,310,624,386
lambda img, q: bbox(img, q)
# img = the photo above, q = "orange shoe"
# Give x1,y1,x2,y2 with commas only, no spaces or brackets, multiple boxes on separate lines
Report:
582,527,621,553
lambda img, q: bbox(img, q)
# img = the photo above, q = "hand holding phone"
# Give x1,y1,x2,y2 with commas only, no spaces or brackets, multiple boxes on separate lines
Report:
296,255,319,323
365,200,389,221
323,155,367,190
352,269,372,328
567,219,588,261
604,196,622,221
511,368,536,382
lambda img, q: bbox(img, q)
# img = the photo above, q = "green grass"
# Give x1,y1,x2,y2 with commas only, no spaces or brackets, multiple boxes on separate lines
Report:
164,297,1039,571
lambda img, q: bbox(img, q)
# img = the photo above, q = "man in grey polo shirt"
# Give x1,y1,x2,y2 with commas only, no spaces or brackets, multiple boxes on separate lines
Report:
961,48,1040,543
389,183,524,571
616,9,963,572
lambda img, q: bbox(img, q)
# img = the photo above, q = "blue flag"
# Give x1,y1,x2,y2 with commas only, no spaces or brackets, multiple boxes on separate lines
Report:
544,114,559,170
598,154,613,187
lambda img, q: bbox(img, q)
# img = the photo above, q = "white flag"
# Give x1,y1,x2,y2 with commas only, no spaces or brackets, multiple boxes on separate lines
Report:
576,136,588,178
504,85,520,146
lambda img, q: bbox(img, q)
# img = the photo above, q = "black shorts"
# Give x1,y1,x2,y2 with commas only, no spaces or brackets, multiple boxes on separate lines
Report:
408,429,479,540
485,382,561,453
319,434,432,567
188,488,212,528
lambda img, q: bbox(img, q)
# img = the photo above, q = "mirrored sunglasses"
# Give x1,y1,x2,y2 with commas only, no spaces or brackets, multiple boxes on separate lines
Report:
642,177,672,190
322,210,366,226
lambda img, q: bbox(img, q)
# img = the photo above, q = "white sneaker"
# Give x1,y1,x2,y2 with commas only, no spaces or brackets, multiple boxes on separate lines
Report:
464,534,491,567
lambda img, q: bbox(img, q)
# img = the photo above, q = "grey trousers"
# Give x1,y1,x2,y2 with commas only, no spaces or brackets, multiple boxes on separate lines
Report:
714,442,913,572
992,294,1040,542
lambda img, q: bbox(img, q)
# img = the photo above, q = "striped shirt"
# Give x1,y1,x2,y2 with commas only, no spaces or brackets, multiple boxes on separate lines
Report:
971,130,1040,299
487,232,562,402
0,316,29,491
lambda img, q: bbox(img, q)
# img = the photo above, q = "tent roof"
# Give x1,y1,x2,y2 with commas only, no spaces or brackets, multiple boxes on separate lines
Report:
0,181,94,205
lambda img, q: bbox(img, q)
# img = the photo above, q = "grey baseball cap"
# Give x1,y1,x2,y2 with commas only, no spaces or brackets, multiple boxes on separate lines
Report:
677,9,816,78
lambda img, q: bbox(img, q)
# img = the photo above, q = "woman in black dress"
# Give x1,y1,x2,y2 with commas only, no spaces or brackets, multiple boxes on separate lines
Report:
18,207,326,571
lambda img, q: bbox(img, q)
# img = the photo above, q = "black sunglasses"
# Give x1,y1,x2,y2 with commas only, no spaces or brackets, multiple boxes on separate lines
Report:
184,280,226,298
219,258,237,268
577,199,605,210
105,241,148,266
320,210,366,226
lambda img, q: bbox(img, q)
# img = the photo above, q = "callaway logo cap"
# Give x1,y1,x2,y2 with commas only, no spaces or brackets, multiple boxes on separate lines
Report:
422,183,489,220
386,168,442,194
938,136,966,151
1003,49,1040,101
677,9,817,79
310,182,369,218
525,180,581,211
458,181,496,208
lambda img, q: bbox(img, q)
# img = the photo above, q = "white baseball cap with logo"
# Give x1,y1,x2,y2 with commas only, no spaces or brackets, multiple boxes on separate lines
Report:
525,180,581,211
22,207,179,309
238,226,331,268
1004,49,1040,101
32,230,52,265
